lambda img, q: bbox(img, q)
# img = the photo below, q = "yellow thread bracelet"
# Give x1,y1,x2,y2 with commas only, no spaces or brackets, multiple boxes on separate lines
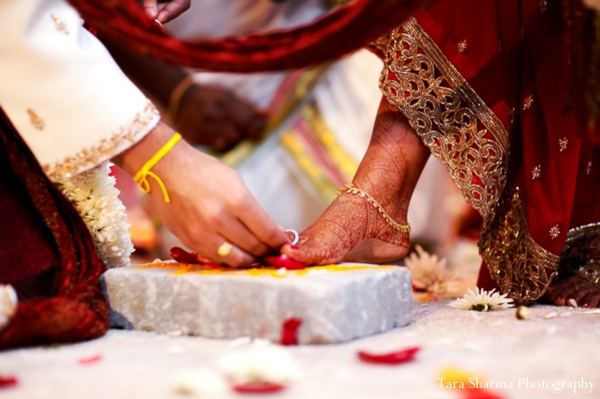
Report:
133,133,181,203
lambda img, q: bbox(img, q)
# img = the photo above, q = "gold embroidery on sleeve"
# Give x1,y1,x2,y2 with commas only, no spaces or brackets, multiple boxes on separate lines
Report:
42,102,159,181
27,109,45,131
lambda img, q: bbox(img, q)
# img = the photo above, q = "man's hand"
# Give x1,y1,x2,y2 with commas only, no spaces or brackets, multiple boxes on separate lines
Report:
114,122,289,266
175,84,268,152
143,0,190,23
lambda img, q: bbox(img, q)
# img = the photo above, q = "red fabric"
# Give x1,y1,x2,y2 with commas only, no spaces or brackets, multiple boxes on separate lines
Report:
0,109,109,349
406,1,600,287
67,0,434,72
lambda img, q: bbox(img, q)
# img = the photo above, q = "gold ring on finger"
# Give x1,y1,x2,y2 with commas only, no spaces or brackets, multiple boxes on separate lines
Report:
217,242,233,257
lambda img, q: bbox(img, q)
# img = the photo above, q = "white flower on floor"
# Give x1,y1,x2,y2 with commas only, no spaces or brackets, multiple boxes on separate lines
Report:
449,287,514,311
404,245,464,297
171,368,227,396
217,346,301,385
57,162,134,268
0,285,17,330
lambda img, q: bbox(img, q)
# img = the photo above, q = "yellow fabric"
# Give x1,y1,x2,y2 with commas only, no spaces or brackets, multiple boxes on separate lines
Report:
133,133,181,203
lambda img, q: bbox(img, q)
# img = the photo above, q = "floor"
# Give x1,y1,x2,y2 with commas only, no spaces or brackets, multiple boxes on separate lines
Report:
1,300,599,399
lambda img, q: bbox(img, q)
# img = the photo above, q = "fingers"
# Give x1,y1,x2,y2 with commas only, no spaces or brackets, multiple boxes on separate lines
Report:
143,0,158,19
181,233,254,267
156,0,191,23
214,214,273,257
236,196,290,251
231,104,269,141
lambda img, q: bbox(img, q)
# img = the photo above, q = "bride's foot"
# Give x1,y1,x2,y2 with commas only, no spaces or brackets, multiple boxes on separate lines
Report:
282,99,430,265
544,274,600,308
281,189,410,265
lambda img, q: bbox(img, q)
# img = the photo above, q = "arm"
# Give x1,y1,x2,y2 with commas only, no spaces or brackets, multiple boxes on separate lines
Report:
0,0,288,266
102,39,267,151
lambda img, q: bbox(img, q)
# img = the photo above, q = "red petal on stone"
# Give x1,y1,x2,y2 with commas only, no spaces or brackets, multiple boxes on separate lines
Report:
0,376,18,388
264,255,306,270
357,346,420,365
77,354,102,365
170,247,202,264
280,317,302,346
463,388,505,399
232,381,286,394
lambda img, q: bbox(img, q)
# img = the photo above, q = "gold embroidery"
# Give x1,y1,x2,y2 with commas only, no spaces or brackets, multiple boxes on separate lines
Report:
532,165,541,180
510,108,516,124
539,0,548,12
51,14,69,35
522,95,534,110
457,40,467,54
558,137,568,151
587,161,593,175
27,109,45,131
368,32,392,58
43,102,159,181
479,185,561,305
561,223,600,289
381,19,563,305
380,19,510,219
549,224,561,239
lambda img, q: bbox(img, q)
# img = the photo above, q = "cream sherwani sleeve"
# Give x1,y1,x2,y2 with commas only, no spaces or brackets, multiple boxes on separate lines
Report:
0,0,160,181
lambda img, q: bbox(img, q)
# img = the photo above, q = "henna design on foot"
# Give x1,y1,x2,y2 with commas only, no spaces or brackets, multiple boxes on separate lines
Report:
282,99,430,265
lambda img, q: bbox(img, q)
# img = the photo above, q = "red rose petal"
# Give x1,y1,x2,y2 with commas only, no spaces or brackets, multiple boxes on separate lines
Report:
170,247,202,264
264,255,306,270
233,381,286,394
357,346,420,365
0,376,18,388
77,354,102,365
280,317,302,346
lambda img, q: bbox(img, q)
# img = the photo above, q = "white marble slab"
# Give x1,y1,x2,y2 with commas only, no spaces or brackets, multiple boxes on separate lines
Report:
101,263,412,344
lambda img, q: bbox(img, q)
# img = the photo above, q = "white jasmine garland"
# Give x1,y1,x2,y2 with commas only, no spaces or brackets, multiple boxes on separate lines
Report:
57,162,133,268
0,285,17,330
449,287,515,311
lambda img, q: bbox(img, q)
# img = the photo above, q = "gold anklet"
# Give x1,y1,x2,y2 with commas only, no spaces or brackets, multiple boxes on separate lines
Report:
338,183,411,233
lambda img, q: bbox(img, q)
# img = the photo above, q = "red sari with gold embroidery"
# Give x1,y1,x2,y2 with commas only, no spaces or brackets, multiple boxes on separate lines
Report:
377,0,600,303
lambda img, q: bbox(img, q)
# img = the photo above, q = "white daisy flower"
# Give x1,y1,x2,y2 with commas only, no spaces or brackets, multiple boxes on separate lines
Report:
404,245,465,297
57,162,133,268
449,287,515,311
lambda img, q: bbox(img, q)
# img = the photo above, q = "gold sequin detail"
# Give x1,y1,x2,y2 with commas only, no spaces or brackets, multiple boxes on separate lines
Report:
549,224,561,240
380,19,510,219
522,95,534,110
27,109,45,130
51,14,69,35
479,185,560,305
587,161,592,175
43,102,159,181
457,40,467,54
531,165,541,180
539,0,548,12
558,137,568,151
